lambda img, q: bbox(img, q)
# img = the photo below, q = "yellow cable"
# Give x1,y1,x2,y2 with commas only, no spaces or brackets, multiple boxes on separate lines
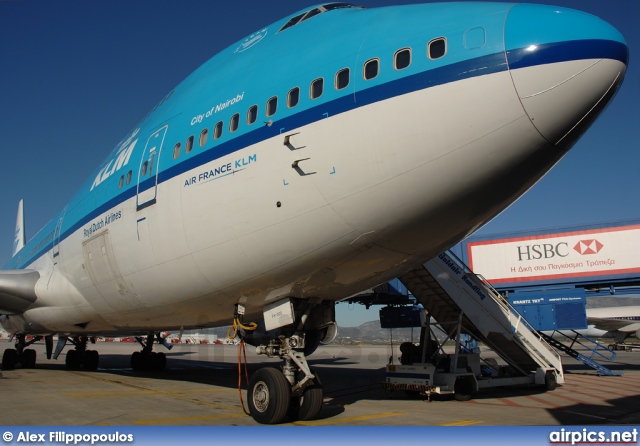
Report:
227,317,258,340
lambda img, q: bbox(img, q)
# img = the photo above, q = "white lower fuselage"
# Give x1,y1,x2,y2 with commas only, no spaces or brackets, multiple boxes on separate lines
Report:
5,58,623,335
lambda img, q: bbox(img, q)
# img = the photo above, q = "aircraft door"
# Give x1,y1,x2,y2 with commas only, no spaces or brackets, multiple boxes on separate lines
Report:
136,125,168,211
82,230,147,313
52,208,67,259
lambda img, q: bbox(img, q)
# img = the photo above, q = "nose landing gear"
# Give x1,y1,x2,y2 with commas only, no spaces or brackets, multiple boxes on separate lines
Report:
250,334,323,424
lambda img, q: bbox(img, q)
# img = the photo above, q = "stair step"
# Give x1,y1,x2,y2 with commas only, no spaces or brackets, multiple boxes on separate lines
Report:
401,251,564,380
539,332,621,376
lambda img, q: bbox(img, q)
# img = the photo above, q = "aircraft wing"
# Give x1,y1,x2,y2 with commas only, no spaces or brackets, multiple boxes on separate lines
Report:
588,315,640,333
0,270,39,314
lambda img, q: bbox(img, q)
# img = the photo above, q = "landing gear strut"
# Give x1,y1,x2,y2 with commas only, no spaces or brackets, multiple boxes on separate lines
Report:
1,334,40,370
65,336,100,370
250,334,323,424
131,332,167,372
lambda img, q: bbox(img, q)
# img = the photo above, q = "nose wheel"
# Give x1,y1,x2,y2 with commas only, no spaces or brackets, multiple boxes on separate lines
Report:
247,368,291,424
249,334,324,424
288,370,323,421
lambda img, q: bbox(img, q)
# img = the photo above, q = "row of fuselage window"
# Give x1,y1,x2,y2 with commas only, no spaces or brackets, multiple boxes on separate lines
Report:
117,37,447,189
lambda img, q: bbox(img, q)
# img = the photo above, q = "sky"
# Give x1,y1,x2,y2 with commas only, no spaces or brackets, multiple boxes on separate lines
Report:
1,0,639,327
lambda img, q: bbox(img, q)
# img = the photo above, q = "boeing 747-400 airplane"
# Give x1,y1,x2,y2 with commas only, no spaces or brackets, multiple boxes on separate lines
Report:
0,2,628,423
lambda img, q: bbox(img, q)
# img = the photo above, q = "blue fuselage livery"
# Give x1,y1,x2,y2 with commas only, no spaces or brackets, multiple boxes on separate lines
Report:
0,2,627,424
3,3,627,273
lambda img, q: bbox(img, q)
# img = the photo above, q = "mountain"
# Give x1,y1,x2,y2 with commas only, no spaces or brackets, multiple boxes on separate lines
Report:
586,295,640,308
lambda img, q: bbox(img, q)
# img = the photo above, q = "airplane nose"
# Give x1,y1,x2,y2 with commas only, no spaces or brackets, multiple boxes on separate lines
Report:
505,4,628,149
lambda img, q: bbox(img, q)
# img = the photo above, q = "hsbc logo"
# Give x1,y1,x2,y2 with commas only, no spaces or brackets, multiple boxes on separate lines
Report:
517,243,569,261
573,239,604,255
516,239,606,261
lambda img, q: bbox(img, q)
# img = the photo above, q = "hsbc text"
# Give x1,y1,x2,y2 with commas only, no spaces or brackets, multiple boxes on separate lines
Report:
517,243,569,261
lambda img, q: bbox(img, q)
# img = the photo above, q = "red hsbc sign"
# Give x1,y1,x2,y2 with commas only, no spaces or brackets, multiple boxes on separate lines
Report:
573,239,604,255
466,224,640,285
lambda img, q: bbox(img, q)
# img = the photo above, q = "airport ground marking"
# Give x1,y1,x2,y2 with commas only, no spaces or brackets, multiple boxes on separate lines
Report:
523,394,563,409
439,419,483,426
293,411,407,426
134,414,244,425
67,371,243,412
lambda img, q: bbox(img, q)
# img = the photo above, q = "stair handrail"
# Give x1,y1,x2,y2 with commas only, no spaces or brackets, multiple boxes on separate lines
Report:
442,250,563,375
444,250,509,311
540,331,620,376
511,312,564,377
551,330,616,362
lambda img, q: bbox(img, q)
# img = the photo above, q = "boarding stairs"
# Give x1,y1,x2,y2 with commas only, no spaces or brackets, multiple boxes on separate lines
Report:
539,331,621,376
399,251,564,383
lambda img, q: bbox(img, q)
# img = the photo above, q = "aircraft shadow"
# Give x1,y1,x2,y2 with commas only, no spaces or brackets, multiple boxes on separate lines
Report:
24,344,640,425
546,394,640,424
563,361,640,373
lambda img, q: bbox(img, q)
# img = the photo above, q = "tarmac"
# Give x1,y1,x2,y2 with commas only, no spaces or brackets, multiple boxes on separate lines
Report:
1,341,639,426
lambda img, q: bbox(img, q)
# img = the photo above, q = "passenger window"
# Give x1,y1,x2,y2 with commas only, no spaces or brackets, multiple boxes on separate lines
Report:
214,121,223,140
310,78,324,99
335,68,350,90
287,87,300,108
141,161,148,177
266,96,278,117
395,48,411,70
363,58,379,80
247,105,258,125
173,142,181,159
199,129,208,147
230,113,240,133
118,175,124,189
428,38,447,60
186,135,194,153
126,170,132,185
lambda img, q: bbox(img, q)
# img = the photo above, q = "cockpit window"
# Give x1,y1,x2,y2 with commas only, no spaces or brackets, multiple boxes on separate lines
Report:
323,3,356,11
300,8,322,23
278,4,363,33
280,13,306,32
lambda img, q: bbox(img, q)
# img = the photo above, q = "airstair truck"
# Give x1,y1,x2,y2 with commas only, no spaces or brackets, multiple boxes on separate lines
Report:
383,251,563,400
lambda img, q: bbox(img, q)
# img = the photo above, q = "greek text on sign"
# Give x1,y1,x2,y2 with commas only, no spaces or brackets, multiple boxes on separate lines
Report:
467,225,640,284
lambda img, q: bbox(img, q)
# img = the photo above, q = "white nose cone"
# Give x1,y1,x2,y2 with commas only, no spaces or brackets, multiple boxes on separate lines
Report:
513,56,625,147
505,4,628,149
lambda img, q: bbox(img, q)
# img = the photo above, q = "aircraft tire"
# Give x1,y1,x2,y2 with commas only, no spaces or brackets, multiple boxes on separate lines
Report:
84,350,99,371
2,348,17,370
289,369,323,421
454,377,474,401
23,348,36,368
131,351,143,371
248,368,291,424
153,352,166,371
65,350,81,370
544,372,557,391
